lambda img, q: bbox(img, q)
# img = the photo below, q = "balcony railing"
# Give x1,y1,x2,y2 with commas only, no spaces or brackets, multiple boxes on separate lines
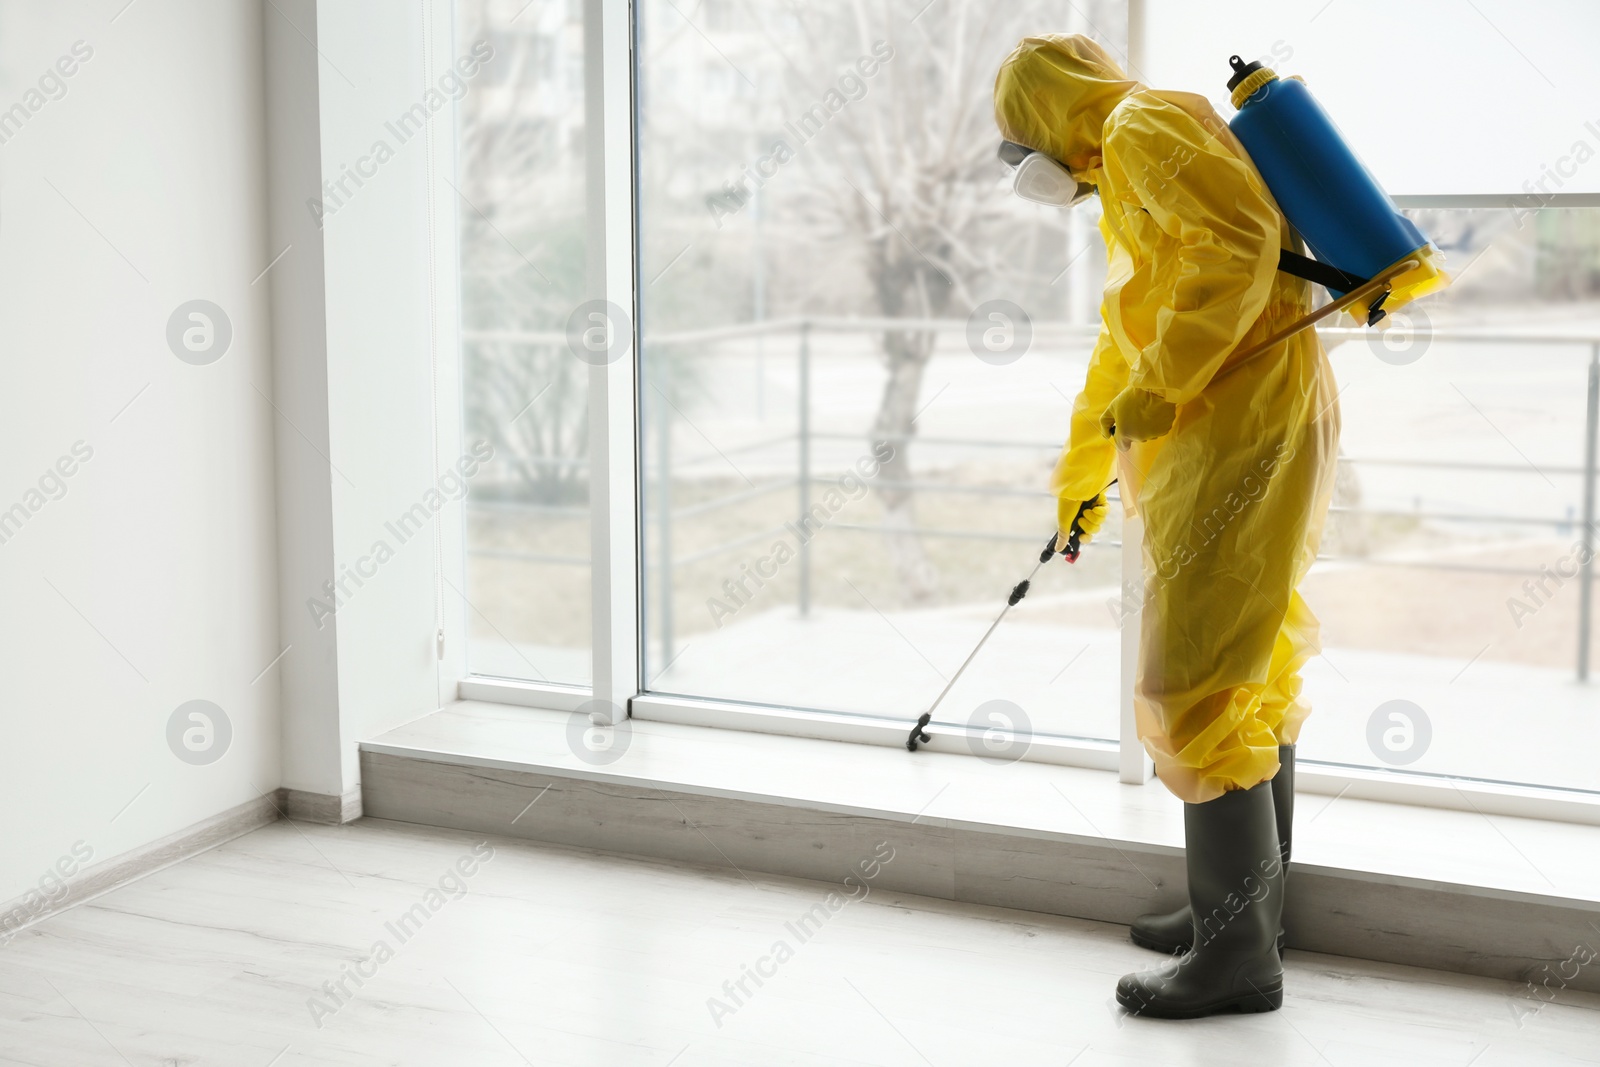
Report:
463,318,1600,682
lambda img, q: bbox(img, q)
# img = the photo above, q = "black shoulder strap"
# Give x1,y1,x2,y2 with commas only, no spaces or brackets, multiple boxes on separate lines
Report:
1277,248,1369,294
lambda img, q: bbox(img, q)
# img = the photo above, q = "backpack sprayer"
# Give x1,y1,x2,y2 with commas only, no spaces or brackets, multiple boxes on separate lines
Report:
1226,53,1449,348
908,54,1449,754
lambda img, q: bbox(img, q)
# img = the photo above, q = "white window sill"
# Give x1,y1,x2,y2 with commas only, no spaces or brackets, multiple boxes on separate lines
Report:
367,698,1600,904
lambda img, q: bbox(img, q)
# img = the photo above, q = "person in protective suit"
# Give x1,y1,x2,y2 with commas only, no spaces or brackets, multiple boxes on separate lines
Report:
994,34,1339,1018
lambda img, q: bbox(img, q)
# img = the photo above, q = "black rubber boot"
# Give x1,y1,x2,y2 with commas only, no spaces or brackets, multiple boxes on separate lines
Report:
1129,744,1294,955
1115,781,1285,1018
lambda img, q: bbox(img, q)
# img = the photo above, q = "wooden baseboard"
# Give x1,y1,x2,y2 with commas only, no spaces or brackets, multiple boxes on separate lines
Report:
0,792,282,946
0,783,367,946
282,785,363,825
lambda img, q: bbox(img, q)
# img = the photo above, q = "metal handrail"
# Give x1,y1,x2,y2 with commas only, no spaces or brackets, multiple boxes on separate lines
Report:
466,319,1600,347
463,319,1599,681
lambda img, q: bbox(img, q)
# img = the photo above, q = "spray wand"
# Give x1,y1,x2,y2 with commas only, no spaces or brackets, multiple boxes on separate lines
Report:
904,489,1111,752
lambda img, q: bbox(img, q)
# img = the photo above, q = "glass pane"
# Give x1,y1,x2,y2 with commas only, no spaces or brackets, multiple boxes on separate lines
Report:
636,2,1131,743
1297,207,1600,792
457,0,591,686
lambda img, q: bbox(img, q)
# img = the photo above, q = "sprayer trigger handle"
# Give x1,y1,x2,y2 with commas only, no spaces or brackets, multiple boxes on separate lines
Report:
1064,497,1098,563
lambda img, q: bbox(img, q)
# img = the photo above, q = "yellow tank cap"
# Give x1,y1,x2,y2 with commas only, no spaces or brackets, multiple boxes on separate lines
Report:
1230,66,1279,110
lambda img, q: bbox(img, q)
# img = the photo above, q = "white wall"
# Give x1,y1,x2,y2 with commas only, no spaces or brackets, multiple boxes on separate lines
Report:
0,0,280,902
263,0,465,804
267,0,466,800
1141,0,1600,200
0,0,463,906
314,0,465,791
265,0,343,803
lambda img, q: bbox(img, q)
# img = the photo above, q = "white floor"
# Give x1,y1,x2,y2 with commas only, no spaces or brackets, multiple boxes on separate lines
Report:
2,819,1597,1067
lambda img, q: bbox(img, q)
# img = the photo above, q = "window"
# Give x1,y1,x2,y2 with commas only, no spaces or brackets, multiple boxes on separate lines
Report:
634,1,1133,744
1295,207,1599,792
451,0,1599,802
457,0,592,686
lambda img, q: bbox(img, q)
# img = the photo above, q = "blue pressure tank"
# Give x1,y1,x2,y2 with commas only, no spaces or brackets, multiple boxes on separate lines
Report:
1225,55,1444,312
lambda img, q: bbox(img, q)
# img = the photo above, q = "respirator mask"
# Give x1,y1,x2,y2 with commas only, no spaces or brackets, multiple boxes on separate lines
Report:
999,141,1094,209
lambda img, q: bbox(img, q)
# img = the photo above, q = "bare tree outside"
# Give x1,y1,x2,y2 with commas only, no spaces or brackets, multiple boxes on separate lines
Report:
455,0,596,684
458,0,589,507
642,0,1129,601
775,2,1081,600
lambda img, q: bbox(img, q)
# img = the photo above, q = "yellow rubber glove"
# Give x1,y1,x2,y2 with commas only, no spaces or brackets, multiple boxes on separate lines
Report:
1054,493,1108,557
1099,386,1177,448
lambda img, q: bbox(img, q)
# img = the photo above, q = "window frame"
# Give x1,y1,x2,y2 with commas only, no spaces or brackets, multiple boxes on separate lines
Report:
442,0,1600,826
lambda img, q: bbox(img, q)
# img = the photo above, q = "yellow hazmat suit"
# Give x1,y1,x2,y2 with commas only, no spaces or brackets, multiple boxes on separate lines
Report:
997,35,1339,803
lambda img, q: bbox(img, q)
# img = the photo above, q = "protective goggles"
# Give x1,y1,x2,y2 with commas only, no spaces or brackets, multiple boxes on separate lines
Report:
999,141,1094,208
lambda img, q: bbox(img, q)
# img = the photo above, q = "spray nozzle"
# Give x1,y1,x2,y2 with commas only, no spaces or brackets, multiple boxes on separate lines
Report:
1227,54,1265,90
